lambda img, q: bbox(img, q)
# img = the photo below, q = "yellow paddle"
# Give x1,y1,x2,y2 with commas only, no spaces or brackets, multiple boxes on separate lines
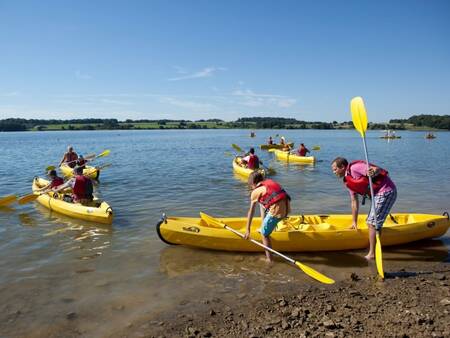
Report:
200,212,335,284
350,96,384,279
46,150,110,172
17,194,40,205
0,195,17,206
312,145,321,151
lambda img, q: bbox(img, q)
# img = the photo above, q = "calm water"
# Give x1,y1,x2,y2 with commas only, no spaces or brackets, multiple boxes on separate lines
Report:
1,129,449,337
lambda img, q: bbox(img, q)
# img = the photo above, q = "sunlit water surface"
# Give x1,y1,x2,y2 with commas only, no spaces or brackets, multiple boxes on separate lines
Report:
0,129,449,337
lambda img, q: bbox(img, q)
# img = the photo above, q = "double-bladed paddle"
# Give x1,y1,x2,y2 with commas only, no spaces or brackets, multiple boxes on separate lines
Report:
46,149,111,172
200,212,335,284
0,195,17,206
350,96,384,279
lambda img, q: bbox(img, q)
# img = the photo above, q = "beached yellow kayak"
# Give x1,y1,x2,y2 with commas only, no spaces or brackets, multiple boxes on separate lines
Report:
260,142,294,150
156,212,450,252
60,163,100,180
270,149,315,164
232,157,266,178
32,177,113,224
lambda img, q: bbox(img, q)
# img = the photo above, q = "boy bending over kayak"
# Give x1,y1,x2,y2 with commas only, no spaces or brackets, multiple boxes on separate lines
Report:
245,172,291,262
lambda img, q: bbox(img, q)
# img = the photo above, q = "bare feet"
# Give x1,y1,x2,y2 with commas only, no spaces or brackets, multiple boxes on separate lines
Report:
364,253,375,260
259,257,273,264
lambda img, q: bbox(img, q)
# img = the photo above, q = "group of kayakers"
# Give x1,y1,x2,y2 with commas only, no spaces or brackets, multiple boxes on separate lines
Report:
37,146,94,204
245,156,396,263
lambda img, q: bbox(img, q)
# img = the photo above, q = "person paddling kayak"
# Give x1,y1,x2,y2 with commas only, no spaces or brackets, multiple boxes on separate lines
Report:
331,157,397,260
59,146,79,168
241,148,260,170
52,166,94,204
296,143,310,156
245,172,291,263
35,170,65,193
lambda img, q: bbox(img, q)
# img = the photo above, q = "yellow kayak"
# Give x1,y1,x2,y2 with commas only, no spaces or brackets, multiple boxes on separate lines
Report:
260,142,294,150
60,163,100,180
232,157,266,178
270,149,315,164
156,212,450,252
32,177,113,224
380,136,401,139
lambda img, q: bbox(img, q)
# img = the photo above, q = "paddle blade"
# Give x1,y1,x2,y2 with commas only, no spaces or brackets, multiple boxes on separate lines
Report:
312,146,321,151
97,150,110,158
350,96,368,137
96,163,112,170
295,261,335,284
224,151,233,157
0,195,17,206
268,148,276,152
18,194,39,205
231,144,242,153
375,233,384,279
46,165,56,171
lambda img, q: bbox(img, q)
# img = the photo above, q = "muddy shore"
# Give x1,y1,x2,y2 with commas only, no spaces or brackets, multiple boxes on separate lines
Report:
116,262,450,338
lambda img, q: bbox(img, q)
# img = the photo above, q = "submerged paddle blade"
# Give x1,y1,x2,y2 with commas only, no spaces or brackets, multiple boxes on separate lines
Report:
231,144,243,153
18,194,39,205
0,195,17,206
350,96,368,137
295,261,335,284
375,233,384,279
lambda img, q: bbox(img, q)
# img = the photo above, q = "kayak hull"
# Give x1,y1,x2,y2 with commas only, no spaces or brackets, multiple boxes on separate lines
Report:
156,213,450,252
232,157,265,178
60,164,100,180
380,136,401,139
260,142,294,150
32,177,113,224
271,149,315,164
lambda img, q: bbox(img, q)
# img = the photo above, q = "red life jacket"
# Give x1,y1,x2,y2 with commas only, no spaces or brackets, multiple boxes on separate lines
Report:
298,147,308,156
247,154,260,170
50,177,64,188
73,175,93,201
344,160,389,196
257,179,290,210
66,152,78,168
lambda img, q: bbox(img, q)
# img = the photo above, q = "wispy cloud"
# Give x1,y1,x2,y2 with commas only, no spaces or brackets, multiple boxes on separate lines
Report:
160,96,216,110
75,70,93,80
1,91,20,97
232,89,297,108
168,66,226,81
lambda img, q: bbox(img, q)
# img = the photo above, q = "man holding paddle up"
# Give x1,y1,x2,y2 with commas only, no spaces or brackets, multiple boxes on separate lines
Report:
244,172,291,263
331,157,397,260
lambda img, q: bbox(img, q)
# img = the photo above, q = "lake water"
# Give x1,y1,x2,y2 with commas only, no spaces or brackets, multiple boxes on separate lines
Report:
0,129,449,337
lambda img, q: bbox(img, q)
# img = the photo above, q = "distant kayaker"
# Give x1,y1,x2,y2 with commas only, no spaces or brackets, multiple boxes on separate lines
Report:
52,166,94,204
35,170,65,193
245,172,291,263
59,146,79,168
296,143,310,157
331,157,397,260
280,136,286,145
241,148,260,170
268,136,273,145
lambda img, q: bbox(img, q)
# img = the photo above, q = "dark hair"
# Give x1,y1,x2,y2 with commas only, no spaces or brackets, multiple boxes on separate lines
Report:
48,169,57,177
74,166,84,174
248,171,264,187
332,157,348,168
300,143,304,146
249,148,255,154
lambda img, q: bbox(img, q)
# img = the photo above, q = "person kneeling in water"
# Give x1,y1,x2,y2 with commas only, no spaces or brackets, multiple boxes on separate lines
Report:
53,166,94,204
245,172,291,262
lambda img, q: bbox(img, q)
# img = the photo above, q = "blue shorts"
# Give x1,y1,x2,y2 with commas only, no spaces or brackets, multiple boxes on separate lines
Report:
260,212,282,237
367,189,397,230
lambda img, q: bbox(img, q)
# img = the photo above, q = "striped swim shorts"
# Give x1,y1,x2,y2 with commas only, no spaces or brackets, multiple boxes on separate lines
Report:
366,188,397,230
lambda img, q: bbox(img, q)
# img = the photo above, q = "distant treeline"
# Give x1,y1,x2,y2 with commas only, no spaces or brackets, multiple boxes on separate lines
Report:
0,114,449,131
390,115,450,130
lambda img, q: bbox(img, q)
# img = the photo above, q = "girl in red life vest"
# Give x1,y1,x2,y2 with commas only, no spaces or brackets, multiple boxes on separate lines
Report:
242,148,260,170
297,143,310,157
59,146,79,168
36,170,65,193
331,157,397,260
245,172,291,263
52,166,94,204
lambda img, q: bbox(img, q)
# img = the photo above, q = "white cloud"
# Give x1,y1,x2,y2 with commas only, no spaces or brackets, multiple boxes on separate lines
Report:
232,89,297,108
160,96,216,110
75,70,93,80
168,66,226,81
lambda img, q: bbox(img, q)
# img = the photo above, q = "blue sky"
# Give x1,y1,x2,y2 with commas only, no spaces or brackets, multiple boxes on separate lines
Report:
1,0,449,122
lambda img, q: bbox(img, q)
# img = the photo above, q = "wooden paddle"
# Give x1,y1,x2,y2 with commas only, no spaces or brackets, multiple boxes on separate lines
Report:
350,96,384,279
232,144,276,175
0,195,17,206
200,212,335,284
46,150,110,171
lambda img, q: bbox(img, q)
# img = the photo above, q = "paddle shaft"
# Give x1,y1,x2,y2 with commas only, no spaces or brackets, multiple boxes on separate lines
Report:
223,224,296,265
361,136,379,232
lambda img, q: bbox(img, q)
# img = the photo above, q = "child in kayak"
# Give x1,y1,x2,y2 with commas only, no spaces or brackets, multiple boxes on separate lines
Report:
241,148,260,170
331,157,397,260
296,143,310,156
245,172,291,262
59,146,79,168
52,166,94,204
35,170,65,193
